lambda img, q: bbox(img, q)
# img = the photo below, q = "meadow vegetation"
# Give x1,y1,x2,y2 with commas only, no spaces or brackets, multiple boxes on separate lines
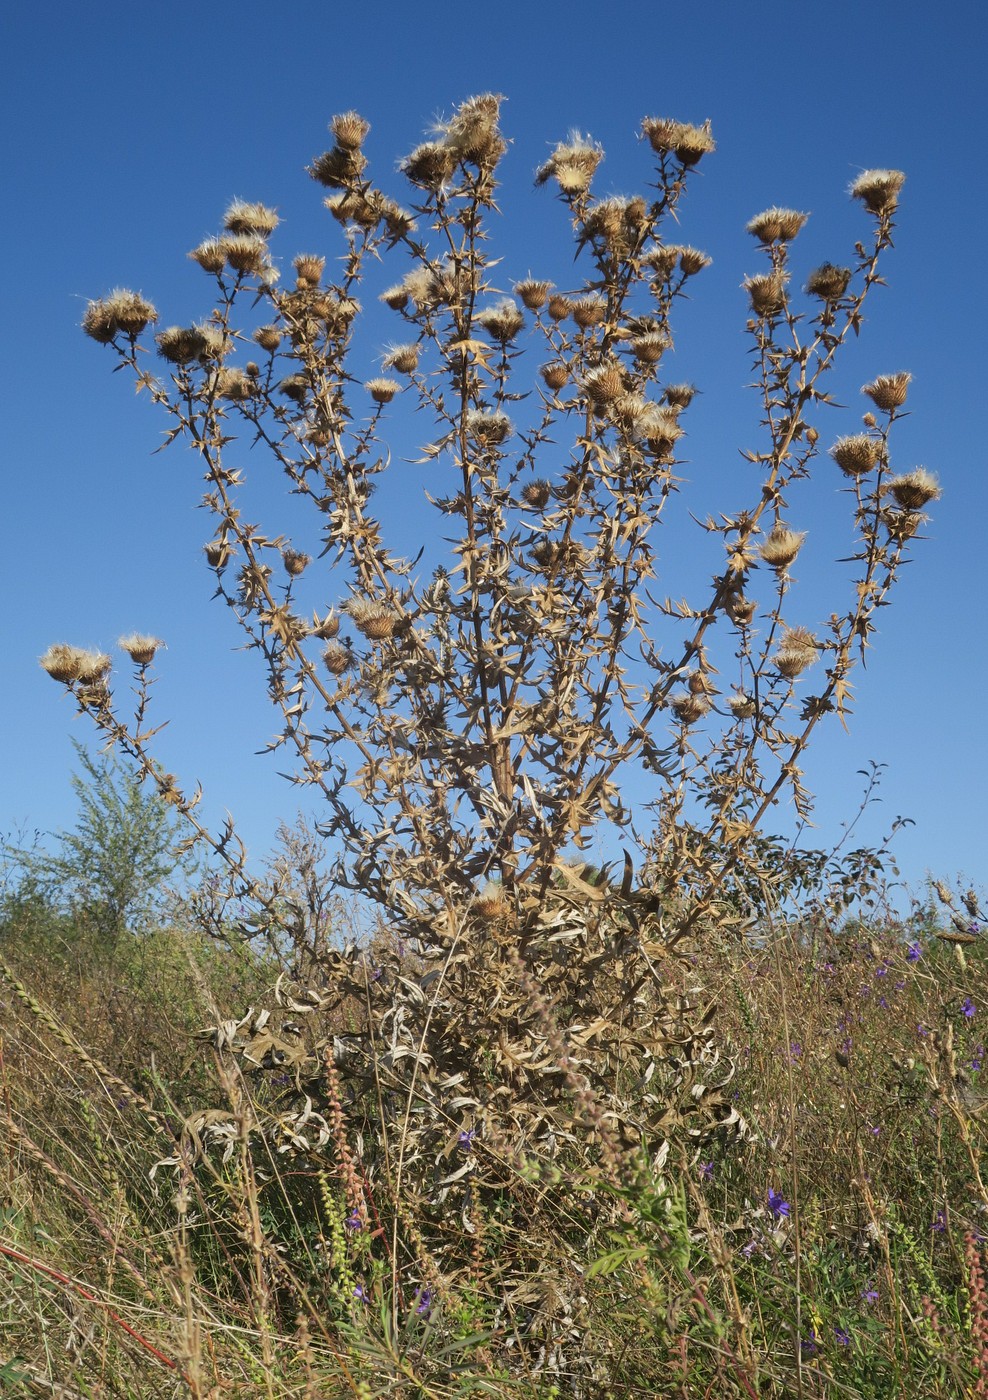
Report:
3,95,983,1397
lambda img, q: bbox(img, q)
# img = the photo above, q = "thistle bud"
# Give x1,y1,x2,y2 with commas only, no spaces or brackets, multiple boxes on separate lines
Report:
221,235,269,275
293,254,325,287
759,525,806,571
862,373,911,413
118,634,164,666
729,691,756,720
583,362,625,409
746,207,809,244
520,480,552,509
850,169,906,217
366,377,400,405
830,434,882,477
887,469,941,511
254,325,283,353
547,294,571,322
663,383,696,409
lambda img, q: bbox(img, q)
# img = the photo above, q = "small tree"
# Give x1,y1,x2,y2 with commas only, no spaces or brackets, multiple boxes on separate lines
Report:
4,741,191,944
39,98,939,1366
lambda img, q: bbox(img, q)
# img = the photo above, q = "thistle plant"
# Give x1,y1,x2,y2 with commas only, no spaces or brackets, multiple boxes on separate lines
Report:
45,96,939,1368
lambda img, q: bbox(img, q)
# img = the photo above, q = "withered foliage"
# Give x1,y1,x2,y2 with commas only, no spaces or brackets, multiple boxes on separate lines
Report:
57,96,934,1375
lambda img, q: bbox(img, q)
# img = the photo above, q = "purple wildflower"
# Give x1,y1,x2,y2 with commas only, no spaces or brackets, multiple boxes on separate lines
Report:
906,942,922,962
932,1210,947,1234
345,1207,363,1232
800,1331,818,1356
835,1327,851,1346
768,1189,791,1219
414,1287,433,1317
962,998,976,1019
353,1283,368,1303
458,1128,476,1150
862,1288,879,1304
700,1161,715,1180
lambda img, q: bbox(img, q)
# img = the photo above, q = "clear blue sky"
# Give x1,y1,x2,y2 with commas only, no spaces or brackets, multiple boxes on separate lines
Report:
2,0,984,899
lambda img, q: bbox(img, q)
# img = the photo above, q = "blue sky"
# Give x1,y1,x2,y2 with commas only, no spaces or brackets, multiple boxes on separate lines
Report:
2,0,985,899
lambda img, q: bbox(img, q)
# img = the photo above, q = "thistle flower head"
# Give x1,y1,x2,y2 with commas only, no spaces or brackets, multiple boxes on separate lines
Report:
851,169,906,217
759,525,806,571
308,145,367,188
745,272,788,317
83,290,158,343
366,377,400,405
663,383,696,409
322,641,354,675
156,325,209,365
540,361,570,392
281,549,311,577
535,134,603,195
746,207,809,244
515,279,553,311
472,884,510,920
671,692,710,724
476,298,525,342
346,598,398,640
220,235,270,275
830,434,882,477
887,468,941,510
641,117,715,165
638,406,684,454
806,262,852,300
324,191,380,229
401,141,457,191
547,294,571,322
39,644,90,683
293,254,325,287
440,93,505,167
863,372,911,413
583,361,626,409
215,367,253,401
254,325,282,353
571,293,608,329
223,200,279,237
118,634,164,666
382,343,420,374
189,239,227,274
676,246,712,277
729,691,756,719
311,610,340,640
204,539,233,569
776,627,819,678
466,410,513,446
279,373,310,403
629,331,670,364
331,110,371,151
520,479,552,509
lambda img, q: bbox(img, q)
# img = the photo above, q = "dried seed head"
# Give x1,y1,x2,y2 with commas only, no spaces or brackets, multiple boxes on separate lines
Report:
583,361,626,408
611,393,652,431
401,140,458,190
630,331,670,364
118,633,164,666
221,235,269,275
308,145,367,188
730,596,757,627
366,377,400,405
806,263,852,300
641,117,715,165
466,410,513,446
441,93,505,167
547,294,571,322
775,627,818,678
189,239,227,274
638,406,684,453
322,641,354,675
688,669,716,696
324,190,380,228
254,325,283,353
156,325,206,364
830,434,882,477
347,599,397,640
745,272,788,317
520,479,552,509
476,298,525,342
729,691,756,719
373,195,417,240
293,254,325,287
863,372,911,413
887,468,941,510
282,548,311,577
40,644,88,683
223,200,279,237
581,197,643,256
382,343,420,374
380,283,410,312
571,294,608,329
204,539,233,569
663,383,696,409
671,692,710,724
759,525,806,570
74,650,112,684
401,266,440,310
541,361,570,392
642,245,680,279
279,373,310,403
850,169,906,217
311,610,340,640
677,246,712,276
515,279,553,311
884,508,923,543
215,368,253,401
331,110,370,151
83,290,158,342
472,885,510,920
746,207,809,244
535,135,604,195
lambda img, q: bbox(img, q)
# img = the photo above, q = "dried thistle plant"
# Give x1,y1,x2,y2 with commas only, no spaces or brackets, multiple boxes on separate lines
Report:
54,100,936,1309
